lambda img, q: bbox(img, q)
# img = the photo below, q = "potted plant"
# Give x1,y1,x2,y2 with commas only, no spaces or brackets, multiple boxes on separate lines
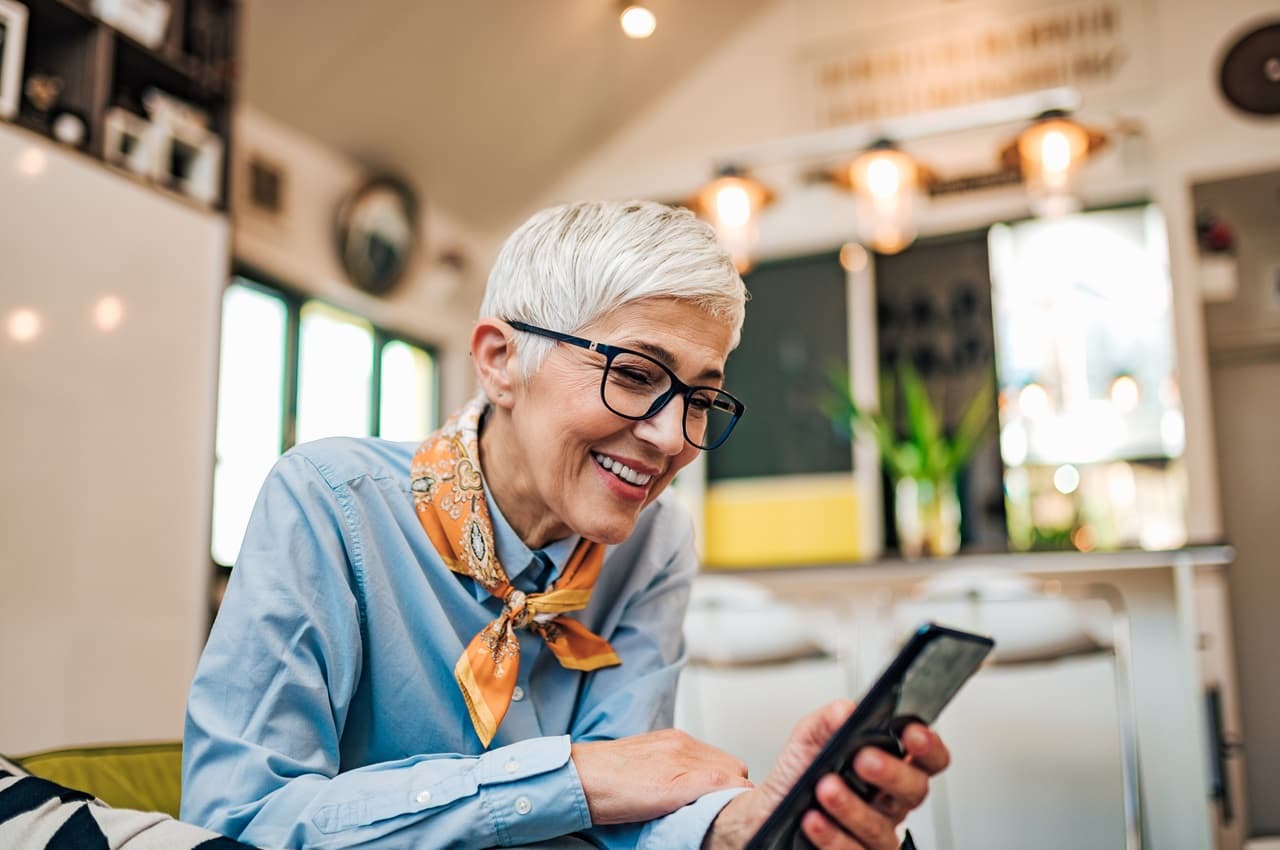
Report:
826,364,995,558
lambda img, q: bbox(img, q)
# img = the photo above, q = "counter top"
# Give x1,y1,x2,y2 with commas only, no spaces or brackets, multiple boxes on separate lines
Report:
706,544,1234,587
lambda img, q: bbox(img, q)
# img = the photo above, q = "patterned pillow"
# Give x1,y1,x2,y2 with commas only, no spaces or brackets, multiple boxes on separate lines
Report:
0,755,261,849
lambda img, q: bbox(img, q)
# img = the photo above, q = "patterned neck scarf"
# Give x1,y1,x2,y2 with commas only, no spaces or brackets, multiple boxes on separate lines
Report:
410,395,621,748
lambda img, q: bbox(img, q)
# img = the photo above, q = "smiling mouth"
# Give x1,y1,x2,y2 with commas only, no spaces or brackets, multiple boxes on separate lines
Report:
591,452,655,487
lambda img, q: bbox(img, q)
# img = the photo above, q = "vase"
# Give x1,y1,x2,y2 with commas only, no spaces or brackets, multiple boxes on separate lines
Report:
894,475,961,559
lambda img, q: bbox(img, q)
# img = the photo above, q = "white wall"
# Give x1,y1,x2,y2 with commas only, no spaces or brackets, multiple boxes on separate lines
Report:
0,124,227,752
232,106,491,413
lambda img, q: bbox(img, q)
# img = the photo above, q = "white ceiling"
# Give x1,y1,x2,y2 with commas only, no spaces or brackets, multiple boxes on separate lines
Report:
240,0,778,234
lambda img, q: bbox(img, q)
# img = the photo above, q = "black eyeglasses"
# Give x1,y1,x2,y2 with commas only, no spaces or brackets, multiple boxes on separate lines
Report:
505,319,745,450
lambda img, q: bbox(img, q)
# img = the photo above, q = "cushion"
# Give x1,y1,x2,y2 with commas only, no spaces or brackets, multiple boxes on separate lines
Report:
15,741,184,820
0,752,260,849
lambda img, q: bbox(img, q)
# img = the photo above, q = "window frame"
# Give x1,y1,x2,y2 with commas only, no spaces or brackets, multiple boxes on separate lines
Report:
211,264,440,568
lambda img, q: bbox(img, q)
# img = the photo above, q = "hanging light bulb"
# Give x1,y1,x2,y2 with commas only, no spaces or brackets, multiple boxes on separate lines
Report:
688,166,774,273
846,140,923,255
1009,110,1104,218
619,4,656,39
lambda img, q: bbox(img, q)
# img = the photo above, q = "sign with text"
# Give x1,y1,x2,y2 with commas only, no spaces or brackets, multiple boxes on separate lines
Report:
795,0,1155,129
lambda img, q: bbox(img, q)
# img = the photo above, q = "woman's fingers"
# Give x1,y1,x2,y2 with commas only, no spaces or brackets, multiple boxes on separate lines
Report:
900,723,951,775
808,774,899,850
854,747,929,819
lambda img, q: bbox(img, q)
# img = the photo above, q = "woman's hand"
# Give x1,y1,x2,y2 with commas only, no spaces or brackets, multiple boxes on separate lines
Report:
704,700,950,850
572,729,753,825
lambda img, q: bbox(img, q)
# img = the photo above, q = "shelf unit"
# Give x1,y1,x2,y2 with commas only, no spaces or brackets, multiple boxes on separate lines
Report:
9,0,237,209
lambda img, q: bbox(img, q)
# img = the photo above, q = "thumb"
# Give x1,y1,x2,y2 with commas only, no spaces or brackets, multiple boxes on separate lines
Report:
794,699,856,748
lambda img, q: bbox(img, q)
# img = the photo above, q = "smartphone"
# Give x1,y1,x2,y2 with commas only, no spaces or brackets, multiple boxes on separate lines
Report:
744,622,995,850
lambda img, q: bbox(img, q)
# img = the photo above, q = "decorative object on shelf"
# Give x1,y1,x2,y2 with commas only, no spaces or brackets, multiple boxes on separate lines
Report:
826,363,994,558
686,165,774,273
91,0,171,50
103,106,158,174
143,87,221,204
1195,208,1240,303
22,72,63,131
3,0,238,210
334,176,420,296
51,111,87,148
1217,19,1280,116
0,0,28,121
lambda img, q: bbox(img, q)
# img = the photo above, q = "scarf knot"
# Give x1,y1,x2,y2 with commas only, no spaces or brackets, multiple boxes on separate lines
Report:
502,588,533,629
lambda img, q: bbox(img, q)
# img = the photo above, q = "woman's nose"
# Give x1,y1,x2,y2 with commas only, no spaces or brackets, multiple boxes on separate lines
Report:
635,397,687,455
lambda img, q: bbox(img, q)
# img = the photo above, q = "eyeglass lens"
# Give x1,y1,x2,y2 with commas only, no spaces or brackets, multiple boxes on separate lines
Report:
602,351,738,449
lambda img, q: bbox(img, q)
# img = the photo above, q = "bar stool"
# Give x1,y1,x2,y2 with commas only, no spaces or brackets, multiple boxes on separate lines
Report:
675,575,847,782
890,569,1143,850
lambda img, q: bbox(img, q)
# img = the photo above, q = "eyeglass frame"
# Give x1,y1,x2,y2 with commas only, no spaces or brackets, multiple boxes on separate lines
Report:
504,319,745,450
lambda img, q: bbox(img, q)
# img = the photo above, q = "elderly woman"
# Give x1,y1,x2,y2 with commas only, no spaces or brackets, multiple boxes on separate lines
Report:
182,201,949,850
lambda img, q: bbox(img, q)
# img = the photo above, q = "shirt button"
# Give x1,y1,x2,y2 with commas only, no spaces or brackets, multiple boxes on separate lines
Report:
416,790,432,804
514,796,533,815
511,686,526,702
505,759,520,774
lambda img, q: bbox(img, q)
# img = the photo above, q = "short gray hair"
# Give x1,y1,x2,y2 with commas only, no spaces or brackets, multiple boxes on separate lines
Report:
480,200,747,378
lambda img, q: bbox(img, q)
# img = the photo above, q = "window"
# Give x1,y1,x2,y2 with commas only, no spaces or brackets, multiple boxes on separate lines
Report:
211,274,438,567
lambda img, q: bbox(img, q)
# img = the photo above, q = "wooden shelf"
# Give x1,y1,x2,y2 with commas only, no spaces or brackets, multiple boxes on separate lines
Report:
6,0,238,210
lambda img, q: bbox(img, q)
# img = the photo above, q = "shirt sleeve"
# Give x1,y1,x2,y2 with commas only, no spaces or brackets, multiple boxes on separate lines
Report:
568,511,745,850
181,452,592,849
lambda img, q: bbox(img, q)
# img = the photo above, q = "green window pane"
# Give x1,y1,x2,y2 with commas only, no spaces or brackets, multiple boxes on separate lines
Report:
296,301,374,444
379,340,437,441
211,281,287,567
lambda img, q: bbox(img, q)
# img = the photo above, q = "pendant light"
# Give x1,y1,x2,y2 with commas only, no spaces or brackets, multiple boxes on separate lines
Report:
840,139,925,255
1006,110,1105,218
688,165,775,272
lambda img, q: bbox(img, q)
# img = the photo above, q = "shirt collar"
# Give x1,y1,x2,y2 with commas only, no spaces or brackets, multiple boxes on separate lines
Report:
475,486,579,602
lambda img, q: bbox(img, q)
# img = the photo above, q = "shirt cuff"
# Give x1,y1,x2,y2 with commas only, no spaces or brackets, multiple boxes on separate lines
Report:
480,735,592,846
638,786,750,850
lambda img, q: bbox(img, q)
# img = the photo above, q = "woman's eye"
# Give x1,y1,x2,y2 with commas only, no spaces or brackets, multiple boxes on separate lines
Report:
615,366,656,385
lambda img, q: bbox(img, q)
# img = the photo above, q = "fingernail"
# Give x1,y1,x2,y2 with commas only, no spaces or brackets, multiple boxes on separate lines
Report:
905,725,929,748
858,749,885,774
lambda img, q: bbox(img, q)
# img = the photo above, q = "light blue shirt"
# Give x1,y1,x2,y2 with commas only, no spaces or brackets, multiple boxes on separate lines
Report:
182,436,742,849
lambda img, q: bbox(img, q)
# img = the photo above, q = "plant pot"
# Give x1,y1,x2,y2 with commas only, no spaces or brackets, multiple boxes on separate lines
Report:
894,476,961,559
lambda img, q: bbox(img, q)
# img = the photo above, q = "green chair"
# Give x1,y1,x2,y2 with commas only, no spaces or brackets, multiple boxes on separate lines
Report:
14,741,184,819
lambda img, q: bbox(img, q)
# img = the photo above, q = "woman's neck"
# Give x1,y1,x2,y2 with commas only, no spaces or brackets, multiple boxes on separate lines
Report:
477,405,570,550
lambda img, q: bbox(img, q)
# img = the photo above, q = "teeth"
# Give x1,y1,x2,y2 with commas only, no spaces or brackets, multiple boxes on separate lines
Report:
592,452,653,486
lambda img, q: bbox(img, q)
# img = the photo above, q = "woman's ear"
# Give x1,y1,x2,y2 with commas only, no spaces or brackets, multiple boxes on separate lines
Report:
472,319,519,410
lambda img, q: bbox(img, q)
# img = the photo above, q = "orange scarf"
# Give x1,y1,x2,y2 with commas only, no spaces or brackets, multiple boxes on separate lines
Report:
411,396,621,748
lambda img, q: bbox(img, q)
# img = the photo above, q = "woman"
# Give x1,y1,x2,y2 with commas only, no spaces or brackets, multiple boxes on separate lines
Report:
182,201,949,850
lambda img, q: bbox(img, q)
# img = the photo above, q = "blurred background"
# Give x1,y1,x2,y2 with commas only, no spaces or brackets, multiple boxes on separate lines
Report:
1,0,1277,847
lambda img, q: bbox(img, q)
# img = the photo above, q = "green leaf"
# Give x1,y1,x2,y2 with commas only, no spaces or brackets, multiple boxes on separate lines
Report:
899,361,942,457
949,377,997,471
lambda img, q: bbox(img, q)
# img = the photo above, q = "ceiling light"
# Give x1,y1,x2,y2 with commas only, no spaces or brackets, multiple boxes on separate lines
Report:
688,166,774,273
841,140,925,255
619,4,656,39
1005,110,1105,218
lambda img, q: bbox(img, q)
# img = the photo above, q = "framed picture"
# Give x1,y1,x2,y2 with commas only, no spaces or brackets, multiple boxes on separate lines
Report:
155,115,222,204
0,0,28,121
103,107,160,176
